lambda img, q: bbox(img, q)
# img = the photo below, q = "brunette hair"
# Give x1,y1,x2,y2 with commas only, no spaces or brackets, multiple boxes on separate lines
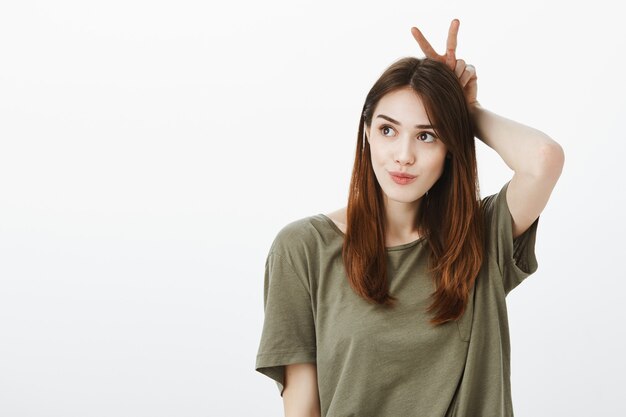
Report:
344,56,485,326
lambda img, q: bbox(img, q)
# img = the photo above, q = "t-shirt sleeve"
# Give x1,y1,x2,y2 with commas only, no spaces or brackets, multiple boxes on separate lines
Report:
254,250,317,397
482,180,540,296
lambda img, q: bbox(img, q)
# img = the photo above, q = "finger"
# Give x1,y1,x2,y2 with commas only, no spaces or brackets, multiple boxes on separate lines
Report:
411,27,440,59
454,58,465,78
466,64,476,78
460,65,477,88
459,69,473,87
445,19,459,69
465,64,477,82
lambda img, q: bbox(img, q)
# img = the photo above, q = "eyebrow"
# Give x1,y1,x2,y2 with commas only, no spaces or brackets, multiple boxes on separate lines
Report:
375,114,435,129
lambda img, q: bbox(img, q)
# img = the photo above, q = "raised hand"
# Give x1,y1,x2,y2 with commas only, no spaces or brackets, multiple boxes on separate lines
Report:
410,19,460,71
411,19,479,107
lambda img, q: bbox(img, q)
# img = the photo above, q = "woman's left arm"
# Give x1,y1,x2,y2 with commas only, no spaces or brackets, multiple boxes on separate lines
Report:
469,101,565,239
411,18,565,238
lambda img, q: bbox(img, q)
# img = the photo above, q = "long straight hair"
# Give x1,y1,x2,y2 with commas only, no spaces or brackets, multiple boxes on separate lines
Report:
344,56,485,326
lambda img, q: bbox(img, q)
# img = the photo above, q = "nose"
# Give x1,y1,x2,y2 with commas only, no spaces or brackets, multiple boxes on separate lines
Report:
394,134,415,166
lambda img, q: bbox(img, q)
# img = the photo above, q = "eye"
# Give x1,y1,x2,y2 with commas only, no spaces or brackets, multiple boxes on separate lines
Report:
418,132,437,143
378,124,437,143
380,124,395,137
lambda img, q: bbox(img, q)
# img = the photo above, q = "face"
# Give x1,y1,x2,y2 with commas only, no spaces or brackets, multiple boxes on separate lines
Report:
366,87,448,206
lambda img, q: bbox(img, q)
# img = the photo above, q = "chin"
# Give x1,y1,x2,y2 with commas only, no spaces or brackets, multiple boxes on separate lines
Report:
382,189,425,204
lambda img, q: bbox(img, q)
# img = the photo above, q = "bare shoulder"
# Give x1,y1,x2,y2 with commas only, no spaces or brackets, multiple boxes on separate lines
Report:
324,207,347,234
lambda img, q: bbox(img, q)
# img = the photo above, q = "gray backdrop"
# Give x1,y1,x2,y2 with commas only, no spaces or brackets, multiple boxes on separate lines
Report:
0,0,623,416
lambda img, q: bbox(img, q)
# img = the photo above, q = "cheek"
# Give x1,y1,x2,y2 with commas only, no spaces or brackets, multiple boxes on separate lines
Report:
425,152,447,172
368,144,384,165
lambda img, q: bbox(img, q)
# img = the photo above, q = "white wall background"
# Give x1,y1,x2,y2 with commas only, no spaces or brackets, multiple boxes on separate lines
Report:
0,0,623,416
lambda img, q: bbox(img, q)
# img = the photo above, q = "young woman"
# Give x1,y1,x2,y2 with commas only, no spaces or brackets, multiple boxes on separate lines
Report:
255,19,564,417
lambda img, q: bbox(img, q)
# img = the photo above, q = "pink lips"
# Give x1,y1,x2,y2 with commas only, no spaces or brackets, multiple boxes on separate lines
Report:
389,171,417,185
388,171,416,179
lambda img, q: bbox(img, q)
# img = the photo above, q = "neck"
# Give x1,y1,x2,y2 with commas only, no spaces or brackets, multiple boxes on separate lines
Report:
382,196,423,244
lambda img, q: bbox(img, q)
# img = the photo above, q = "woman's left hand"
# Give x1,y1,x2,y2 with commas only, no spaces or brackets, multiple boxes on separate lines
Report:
411,19,479,107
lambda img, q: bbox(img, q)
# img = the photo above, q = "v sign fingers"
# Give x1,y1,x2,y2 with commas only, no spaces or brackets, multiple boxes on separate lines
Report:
411,19,460,71
445,19,459,70
410,26,439,60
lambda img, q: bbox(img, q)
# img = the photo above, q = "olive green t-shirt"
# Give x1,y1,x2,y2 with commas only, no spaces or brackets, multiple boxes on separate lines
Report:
255,180,540,416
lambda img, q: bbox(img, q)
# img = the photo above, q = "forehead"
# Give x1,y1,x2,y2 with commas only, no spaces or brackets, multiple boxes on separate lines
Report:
373,88,430,124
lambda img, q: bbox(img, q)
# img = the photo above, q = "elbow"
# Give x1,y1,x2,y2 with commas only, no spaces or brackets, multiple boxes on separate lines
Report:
535,139,565,180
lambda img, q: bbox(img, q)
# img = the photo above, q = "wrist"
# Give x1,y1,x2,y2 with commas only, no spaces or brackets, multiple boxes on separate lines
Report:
467,101,484,141
467,101,482,113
